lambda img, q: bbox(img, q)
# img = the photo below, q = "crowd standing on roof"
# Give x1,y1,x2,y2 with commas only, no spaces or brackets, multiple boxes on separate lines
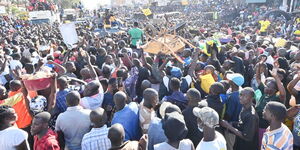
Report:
0,0,300,150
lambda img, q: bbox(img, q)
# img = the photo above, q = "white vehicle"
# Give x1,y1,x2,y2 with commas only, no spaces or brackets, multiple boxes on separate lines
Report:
63,9,78,21
29,11,60,24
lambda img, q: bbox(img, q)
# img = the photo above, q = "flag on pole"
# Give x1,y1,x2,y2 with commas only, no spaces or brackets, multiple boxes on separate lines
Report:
142,8,152,16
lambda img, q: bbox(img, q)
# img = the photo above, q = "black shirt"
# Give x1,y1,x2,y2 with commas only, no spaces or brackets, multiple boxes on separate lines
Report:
234,106,259,150
182,106,203,146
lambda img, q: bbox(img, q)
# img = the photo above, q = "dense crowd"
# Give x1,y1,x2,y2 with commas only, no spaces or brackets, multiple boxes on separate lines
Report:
0,1,300,150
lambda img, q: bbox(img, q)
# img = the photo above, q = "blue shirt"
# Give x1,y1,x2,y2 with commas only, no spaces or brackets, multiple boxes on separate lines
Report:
56,89,71,113
184,57,192,66
102,92,114,108
225,91,242,122
111,102,141,141
147,117,167,150
164,91,187,110
164,91,187,103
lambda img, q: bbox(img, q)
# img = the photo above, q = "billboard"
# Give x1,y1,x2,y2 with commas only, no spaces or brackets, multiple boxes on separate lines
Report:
246,0,266,3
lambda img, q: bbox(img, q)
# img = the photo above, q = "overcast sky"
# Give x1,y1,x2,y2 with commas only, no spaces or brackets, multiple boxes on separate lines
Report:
81,0,111,10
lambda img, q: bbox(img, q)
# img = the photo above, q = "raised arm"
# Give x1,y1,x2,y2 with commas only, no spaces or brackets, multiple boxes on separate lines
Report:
151,53,164,81
287,105,300,119
47,73,57,112
287,71,300,97
123,52,134,67
62,50,71,65
84,51,98,80
270,68,286,103
188,48,200,79
48,60,67,76
140,48,152,70
20,80,33,117
0,56,8,73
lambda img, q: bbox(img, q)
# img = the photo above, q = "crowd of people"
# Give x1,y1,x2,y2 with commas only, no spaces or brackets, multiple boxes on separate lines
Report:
0,1,300,150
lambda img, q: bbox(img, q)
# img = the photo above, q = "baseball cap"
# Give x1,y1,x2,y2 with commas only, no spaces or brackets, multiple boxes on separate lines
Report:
171,67,182,79
193,106,219,128
162,112,187,141
226,73,244,87
159,102,173,118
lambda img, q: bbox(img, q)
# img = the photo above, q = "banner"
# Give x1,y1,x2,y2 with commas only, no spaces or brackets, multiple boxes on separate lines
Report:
59,23,78,48
142,8,152,16
181,0,189,5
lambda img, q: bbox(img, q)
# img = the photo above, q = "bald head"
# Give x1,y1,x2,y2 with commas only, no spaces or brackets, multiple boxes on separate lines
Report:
66,91,81,107
141,80,151,90
84,80,101,97
113,91,127,111
9,80,22,92
108,123,125,146
80,68,91,79
57,76,68,90
34,111,51,123
186,88,201,106
143,88,158,109
90,108,107,127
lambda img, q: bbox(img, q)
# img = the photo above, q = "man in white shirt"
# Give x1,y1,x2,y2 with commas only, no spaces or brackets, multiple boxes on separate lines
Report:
0,105,29,150
193,106,227,150
80,80,104,110
82,107,111,150
55,91,91,150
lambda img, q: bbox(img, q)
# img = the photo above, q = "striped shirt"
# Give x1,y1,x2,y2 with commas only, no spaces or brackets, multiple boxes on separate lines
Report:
81,125,111,150
261,124,293,150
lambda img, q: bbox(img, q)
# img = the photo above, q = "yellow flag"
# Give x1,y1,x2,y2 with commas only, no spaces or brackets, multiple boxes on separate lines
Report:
142,8,152,16
200,74,215,94
181,0,188,5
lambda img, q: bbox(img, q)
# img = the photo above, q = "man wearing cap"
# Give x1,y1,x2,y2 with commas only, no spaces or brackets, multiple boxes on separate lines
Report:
154,111,194,150
224,73,244,150
193,106,227,150
147,102,181,150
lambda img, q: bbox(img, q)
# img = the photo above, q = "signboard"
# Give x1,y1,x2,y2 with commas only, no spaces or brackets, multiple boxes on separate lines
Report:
59,23,79,48
246,0,266,3
29,11,52,20
0,6,6,14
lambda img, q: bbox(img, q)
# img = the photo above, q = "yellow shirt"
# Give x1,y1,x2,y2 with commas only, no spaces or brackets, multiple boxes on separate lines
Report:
296,18,300,24
259,20,271,32
294,30,300,35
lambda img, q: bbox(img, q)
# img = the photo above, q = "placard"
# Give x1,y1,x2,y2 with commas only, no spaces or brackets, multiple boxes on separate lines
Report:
59,23,78,48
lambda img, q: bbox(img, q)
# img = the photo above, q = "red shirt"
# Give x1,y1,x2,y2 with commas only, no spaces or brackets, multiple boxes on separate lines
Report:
34,129,60,150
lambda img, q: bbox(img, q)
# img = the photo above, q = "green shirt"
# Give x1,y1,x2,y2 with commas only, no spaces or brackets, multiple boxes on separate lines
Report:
128,28,143,46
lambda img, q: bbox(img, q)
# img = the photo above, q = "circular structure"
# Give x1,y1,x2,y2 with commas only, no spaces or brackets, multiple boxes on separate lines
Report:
264,10,292,21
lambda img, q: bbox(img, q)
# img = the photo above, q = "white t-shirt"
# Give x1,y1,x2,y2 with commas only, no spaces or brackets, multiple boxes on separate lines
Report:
10,60,23,70
154,139,194,150
0,127,29,150
196,131,227,150
0,66,10,85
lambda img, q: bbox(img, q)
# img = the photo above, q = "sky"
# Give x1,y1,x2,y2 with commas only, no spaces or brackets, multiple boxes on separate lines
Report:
81,0,111,10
